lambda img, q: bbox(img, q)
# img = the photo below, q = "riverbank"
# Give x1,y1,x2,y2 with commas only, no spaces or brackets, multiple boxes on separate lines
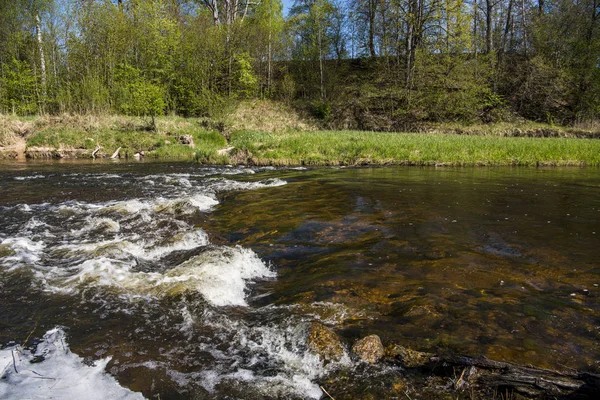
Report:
1,111,600,166
228,130,600,166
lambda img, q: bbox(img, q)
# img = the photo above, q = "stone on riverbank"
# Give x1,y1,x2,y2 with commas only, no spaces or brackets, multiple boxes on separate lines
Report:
177,134,194,147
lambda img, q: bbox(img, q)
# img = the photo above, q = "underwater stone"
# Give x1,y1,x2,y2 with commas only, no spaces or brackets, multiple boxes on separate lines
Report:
352,334,384,364
385,344,434,368
306,321,345,362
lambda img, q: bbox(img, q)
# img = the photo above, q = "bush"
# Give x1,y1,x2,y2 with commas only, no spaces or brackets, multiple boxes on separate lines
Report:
115,64,165,130
312,101,331,120
0,59,38,115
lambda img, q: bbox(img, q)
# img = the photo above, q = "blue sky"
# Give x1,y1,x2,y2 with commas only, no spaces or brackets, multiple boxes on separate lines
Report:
283,0,293,16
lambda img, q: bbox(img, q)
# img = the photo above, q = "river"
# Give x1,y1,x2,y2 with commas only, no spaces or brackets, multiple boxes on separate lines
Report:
0,162,599,399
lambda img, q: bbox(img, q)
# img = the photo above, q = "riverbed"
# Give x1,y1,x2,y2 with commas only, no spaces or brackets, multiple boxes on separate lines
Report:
0,162,599,399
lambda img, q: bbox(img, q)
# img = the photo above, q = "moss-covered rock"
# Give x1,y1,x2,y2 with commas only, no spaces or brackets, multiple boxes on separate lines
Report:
352,334,384,364
385,344,434,368
306,321,345,362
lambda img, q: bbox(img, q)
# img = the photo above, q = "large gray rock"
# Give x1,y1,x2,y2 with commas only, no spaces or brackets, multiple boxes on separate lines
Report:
352,334,384,364
306,321,344,363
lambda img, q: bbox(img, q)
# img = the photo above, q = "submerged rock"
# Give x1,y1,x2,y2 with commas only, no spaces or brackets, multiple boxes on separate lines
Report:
385,344,434,368
306,321,345,362
352,334,384,364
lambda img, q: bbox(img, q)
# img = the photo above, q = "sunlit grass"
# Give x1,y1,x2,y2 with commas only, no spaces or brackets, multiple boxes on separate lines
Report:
230,130,600,166
25,115,228,159
8,112,600,165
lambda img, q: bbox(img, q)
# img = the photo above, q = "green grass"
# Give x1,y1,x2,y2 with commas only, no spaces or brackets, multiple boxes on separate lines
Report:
25,115,228,160
11,113,600,165
229,130,600,166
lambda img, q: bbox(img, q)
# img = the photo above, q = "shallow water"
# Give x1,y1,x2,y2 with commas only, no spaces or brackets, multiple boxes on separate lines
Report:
0,162,599,399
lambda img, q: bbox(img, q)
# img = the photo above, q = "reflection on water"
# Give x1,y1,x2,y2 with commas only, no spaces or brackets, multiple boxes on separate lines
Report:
0,162,599,398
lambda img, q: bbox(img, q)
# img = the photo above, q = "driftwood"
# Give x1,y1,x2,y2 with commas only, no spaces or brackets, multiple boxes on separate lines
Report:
91,145,101,159
387,345,600,398
217,146,234,155
110,146,121,159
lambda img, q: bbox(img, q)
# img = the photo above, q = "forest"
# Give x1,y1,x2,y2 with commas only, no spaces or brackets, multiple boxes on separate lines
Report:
1,0,599,131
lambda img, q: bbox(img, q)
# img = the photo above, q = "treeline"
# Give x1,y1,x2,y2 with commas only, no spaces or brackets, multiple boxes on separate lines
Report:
0,0,599,129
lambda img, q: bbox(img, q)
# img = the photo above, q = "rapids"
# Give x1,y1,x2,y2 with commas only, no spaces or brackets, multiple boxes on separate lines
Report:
0,162,599,399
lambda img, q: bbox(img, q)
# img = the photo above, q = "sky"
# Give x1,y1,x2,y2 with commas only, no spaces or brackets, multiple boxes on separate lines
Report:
283,0,293,16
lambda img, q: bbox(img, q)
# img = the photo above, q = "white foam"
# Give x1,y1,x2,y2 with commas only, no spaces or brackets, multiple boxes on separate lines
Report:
103,199,153,214
70,217,121,236
45,246,273,306
170,246,275,306
207,178,287,193
190,313,351,399
0,328,144,399
14,175,45,180
56,229,209,262
22,217,51,232
123,229,210,260
0,237,45,270
104,194,218,215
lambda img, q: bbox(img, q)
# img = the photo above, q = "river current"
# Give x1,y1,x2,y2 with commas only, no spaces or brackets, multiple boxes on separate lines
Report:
0,162,599,399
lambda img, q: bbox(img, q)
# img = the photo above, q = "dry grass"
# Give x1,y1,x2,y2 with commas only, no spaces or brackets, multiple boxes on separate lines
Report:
0,114,33,147
573,119,600,132
429,121,600,138
227,100,317,132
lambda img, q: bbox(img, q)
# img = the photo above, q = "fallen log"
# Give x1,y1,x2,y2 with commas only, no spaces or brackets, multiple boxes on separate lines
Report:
386,345,600,398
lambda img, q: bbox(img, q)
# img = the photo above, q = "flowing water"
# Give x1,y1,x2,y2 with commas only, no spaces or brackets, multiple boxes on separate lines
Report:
0,162,599,399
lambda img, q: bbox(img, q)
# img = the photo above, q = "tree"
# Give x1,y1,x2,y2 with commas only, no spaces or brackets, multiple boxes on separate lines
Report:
252,0,284,95
289,0,337,99
117,64,165,130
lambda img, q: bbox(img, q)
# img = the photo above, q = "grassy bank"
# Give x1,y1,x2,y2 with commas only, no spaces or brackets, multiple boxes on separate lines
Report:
1,108,600,166
229,130,600,166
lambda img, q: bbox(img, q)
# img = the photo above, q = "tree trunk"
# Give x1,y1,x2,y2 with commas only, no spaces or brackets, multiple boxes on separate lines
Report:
405,0,421,87
267,34,272,94
501,0,514,54
368,0,376,57
388,345,600,398
473,0,478,57
36,13,47,98
318,23,324,100
485,0,493,54
203,0,221,25
521,0,528,55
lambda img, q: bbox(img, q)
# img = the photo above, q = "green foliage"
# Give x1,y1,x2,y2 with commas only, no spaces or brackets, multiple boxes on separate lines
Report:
410,51,505,123
116,64,165,129
278,73,296,104
312,100,331,120
233,52,258,99
172,78,226,117
0,59,38,115
0,0,599,128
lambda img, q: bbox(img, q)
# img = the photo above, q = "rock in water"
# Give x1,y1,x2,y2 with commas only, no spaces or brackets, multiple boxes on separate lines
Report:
306,321,344,362
385,344,433,368
352,334,384,364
